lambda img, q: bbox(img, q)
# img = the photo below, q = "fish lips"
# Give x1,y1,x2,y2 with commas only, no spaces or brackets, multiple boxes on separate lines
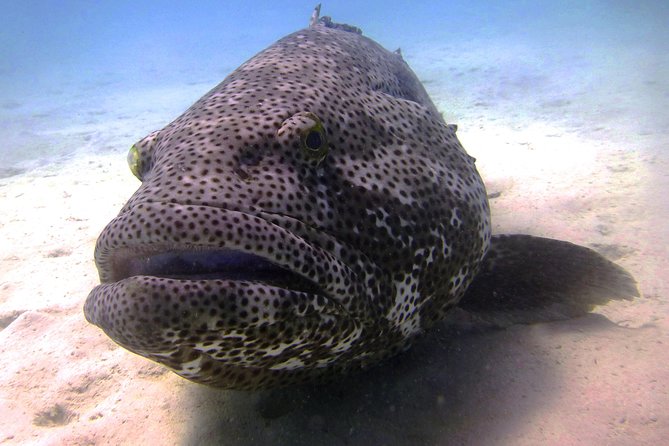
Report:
103,247,326,296
84,277,347,353
84,202,361,336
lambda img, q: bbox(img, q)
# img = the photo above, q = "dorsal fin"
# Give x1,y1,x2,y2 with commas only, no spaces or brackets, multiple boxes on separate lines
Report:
309,4,321,28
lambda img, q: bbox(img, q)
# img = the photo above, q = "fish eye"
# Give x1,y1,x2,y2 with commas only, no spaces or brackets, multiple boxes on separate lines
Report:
126,130,160,181
305,129,323,151
278,111,329,164
300,117,329,162
127,144,142,180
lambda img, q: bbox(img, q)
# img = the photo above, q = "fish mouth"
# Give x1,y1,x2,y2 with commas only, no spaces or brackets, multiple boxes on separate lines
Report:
84,202,369,382
87,202,362,314
108,247,325,296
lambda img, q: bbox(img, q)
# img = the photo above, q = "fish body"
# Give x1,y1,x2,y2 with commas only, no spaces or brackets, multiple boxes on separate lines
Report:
84,10,634,389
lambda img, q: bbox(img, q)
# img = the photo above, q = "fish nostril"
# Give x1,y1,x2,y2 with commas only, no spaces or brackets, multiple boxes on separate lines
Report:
233,165,252,182
239,149,263,166
233,150,263,182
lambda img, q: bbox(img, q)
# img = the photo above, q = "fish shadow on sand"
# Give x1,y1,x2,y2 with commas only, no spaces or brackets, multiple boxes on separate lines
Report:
181,236,639,445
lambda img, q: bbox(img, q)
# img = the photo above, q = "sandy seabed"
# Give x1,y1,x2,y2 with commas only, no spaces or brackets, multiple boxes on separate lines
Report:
1,37,668,446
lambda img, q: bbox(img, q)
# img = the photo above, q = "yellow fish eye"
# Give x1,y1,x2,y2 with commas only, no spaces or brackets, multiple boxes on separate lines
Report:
277,112,329,165
127,144,142,180
299,115,329,162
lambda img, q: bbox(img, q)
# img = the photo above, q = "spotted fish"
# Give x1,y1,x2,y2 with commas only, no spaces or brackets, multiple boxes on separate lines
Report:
84,7,637,389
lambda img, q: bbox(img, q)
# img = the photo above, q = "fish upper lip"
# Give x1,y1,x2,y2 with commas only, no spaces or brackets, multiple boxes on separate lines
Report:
107,246,326,296
93,201,360,304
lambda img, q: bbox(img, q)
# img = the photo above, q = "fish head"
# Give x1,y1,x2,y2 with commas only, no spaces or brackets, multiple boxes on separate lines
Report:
84,24,491,389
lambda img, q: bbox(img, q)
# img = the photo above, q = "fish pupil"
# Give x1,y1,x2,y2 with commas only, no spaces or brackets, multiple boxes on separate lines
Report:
305,130,323,150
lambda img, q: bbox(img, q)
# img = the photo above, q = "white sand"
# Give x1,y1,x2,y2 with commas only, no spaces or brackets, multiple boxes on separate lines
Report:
1,32,668,446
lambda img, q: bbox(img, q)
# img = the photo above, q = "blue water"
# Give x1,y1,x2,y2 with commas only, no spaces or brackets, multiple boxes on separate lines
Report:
1,1,667,176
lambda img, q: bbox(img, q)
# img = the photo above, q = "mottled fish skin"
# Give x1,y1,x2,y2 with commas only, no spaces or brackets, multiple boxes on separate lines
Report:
84,13,491,389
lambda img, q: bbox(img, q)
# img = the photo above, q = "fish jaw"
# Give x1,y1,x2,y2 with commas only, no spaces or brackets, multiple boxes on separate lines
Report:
92,202,365,308
83,201,388,388
84,277,370,388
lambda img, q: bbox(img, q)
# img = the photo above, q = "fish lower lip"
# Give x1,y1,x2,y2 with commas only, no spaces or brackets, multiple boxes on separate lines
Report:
111,248,324,296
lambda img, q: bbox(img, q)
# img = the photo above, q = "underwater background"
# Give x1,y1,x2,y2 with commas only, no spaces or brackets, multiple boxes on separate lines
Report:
1,1,667,175
0,1,667,444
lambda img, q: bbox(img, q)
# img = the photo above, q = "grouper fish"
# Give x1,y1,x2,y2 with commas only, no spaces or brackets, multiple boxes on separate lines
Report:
84,6,638,389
